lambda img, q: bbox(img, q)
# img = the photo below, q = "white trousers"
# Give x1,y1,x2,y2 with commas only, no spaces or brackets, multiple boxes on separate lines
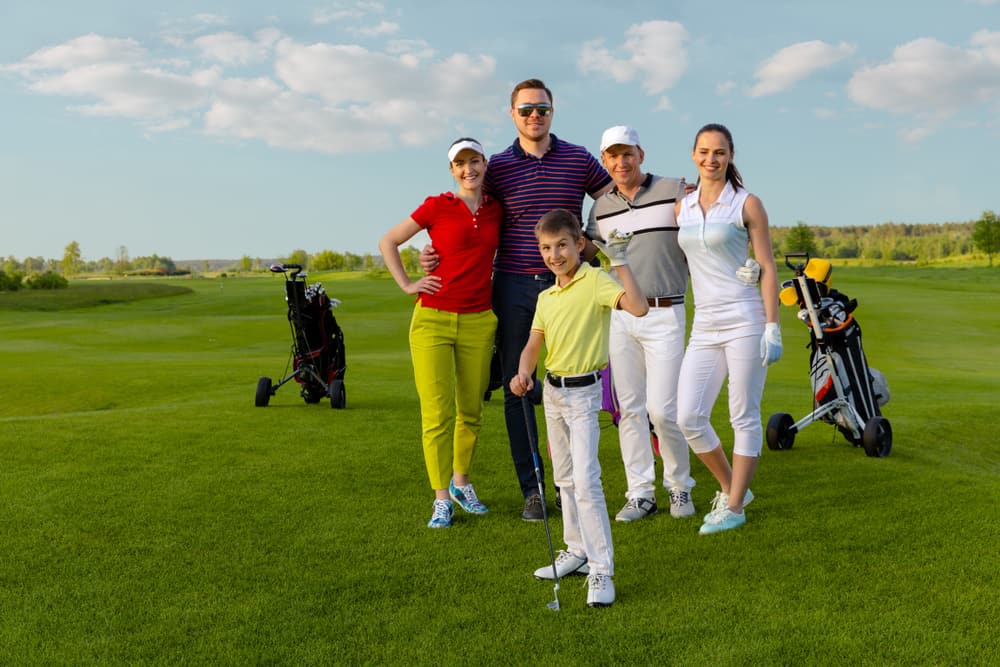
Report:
677,328,767,457
609,307,695,498
543,381,614,576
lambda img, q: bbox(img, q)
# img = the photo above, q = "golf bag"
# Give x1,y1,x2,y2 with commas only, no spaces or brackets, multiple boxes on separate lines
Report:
766,253,892,457
255,264,347,409
600,360,660,456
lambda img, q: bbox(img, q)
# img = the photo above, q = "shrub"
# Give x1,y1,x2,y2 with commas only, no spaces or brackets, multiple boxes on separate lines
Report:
0,269,24,291
25,271,69,290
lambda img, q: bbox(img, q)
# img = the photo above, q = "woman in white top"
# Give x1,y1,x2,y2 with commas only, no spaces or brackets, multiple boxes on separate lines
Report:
674,123,782,535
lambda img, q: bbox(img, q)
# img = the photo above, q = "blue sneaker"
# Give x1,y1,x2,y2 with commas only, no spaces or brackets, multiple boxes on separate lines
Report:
427,499,454,528
699,508,747,535
449,479,488,514
703,488,754,520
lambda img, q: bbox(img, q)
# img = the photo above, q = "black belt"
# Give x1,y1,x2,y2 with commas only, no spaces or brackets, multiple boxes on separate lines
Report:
546,371,600,388
647,296,684,307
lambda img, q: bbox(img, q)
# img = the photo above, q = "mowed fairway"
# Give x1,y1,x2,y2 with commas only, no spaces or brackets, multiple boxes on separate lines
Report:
2,267,998,665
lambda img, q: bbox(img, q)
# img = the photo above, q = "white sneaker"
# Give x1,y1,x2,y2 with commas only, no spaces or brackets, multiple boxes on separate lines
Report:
703,488,754,521
533,550,589,580
586,573,615,607
615,497,657,522
667,487,695,518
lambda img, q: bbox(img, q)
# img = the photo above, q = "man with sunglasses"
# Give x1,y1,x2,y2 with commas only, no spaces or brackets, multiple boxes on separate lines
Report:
422,78,611,522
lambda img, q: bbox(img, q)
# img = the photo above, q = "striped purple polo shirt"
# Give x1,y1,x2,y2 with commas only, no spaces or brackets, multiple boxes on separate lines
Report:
485,134,610,275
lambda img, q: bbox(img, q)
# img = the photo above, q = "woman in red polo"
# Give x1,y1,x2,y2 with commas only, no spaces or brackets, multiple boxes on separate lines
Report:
379,138,502,528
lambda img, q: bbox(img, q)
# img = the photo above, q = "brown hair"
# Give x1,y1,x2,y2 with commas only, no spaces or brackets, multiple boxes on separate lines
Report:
535,209,581,240
693,123,744,189
510,78,553,108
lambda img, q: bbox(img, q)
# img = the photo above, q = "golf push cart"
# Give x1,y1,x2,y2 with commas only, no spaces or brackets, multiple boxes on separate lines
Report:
255,263,346,409
766,253,892,457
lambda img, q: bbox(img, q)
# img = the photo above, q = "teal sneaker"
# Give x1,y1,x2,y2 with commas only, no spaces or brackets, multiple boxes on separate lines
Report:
427,499,454,528
449,479,488,514
703,488,754,521
699,508,747,535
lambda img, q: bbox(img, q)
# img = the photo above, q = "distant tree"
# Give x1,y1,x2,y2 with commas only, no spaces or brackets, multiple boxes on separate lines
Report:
400,246,420,275
62,241,82,276
239,255,253,272
363,253,375,271
24,256,45,273
285,249,309,268
116,245,130,276
0,270,24,291
25,271,69,289
783,222,818,257
972,210,999,267
311,250,343,271
3,256,19,274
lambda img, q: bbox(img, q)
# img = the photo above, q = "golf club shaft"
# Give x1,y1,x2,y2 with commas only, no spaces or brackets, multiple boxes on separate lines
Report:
521,396,561,595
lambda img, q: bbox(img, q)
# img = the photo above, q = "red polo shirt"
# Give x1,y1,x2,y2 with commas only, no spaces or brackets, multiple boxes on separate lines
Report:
410,192,502,313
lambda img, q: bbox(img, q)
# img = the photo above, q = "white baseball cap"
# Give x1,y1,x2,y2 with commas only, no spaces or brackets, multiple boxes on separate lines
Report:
600,125,641,152
448,139,486,162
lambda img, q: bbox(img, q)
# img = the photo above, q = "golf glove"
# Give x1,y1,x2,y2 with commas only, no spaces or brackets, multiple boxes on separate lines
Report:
736,258,761,286
760,322,782,367
594,229,634,267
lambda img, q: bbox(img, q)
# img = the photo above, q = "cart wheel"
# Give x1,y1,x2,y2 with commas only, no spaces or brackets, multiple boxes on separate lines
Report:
328,380,346,409
303,386,324,404
862,416,892,457
255,377,272,407
766,412,796,450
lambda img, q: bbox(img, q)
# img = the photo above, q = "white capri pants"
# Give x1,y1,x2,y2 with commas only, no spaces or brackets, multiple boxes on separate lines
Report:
677,327,767,457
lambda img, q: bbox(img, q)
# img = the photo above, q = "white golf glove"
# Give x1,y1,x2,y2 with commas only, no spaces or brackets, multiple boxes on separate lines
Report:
594,228,634,267
760,322,782,367
736,258,760,286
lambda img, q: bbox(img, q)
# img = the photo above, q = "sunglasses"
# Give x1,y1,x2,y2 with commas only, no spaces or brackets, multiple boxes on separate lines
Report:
516,103,552,117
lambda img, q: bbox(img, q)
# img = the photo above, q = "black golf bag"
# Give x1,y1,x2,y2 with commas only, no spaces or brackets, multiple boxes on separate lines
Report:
255,264,347,408
766,253,892,457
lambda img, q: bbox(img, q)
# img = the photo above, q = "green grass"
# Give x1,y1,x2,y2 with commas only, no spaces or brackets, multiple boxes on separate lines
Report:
1,268,998,665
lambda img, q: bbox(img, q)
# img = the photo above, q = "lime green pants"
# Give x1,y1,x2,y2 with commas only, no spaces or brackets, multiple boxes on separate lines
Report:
409,303,497,490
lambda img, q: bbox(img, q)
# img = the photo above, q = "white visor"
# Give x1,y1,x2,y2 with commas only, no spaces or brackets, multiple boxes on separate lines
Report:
448,140,485,162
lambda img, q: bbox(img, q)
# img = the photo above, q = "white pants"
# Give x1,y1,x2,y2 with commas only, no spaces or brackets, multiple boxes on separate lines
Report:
609,307,695,498
543,380,614,576
677,328,767,457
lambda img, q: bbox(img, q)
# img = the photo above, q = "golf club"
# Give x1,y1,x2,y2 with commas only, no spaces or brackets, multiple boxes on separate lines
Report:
521,395,560,612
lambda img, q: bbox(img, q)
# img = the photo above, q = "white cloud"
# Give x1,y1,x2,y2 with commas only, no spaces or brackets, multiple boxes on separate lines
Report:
4,34,146,73
353,21,400,38
847,33,1000,117
4,31,501,155
193,29,282,65
578,20,687,95
716,80,737,96
750,40,856,97
312,1,385,25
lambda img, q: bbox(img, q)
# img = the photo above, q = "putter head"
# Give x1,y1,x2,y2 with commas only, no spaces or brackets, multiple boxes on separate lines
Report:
547,599,560,611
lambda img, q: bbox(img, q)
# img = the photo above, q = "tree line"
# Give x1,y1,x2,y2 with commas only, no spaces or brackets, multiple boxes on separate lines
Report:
3,213,997,289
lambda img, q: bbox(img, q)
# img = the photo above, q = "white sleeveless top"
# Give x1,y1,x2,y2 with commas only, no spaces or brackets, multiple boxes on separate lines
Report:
677,182,765,333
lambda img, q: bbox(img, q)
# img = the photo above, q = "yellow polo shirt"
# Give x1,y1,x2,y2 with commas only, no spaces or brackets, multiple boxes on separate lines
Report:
530,262,624,377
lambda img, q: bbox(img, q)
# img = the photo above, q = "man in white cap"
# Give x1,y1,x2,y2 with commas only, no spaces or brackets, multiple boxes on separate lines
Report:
587,126,696,522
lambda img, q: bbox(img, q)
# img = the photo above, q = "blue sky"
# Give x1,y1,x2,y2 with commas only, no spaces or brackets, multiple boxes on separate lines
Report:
2,0,998,262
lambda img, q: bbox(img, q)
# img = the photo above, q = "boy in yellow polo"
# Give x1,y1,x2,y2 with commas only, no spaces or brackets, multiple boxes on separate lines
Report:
510,208,648,608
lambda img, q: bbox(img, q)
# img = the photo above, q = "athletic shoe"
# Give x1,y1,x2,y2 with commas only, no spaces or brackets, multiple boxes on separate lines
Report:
449,479,488,514
668,487,696,518
703,488,754,521
615,497,657,522
699,507,747,535
427,499,454,528
533,550,589,580
522,494,544,522
586,573,615,608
